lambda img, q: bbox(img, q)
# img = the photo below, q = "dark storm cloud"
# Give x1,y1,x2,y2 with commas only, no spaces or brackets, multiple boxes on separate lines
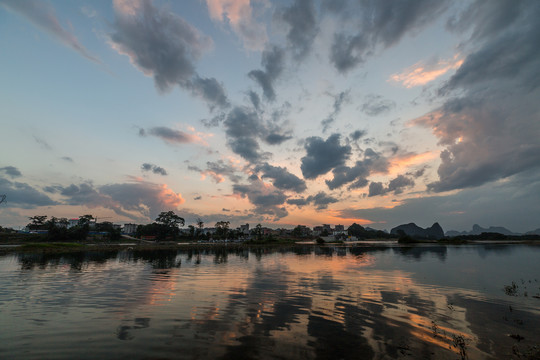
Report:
248,45,285,101
141,163,168,176
110,0,228,110
147,126,196,144
0,177,57,208
233,178,288,220
255,163,307,193
329,0,449,73
275,0,318,61
0,166,22,178
301,134,351,179
0,0,100,63
414,1,540,192
361,94,396,116
368,175,414,197
287,192,338,210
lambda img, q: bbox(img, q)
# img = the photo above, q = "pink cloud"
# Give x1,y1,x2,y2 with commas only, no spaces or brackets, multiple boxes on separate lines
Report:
206,0,267,50
390,55,463,88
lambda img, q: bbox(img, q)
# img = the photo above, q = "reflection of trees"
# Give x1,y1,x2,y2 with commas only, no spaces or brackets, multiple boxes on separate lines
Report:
128,249,181,269
393,245,448,261
18,251,118,271
116,317,151,341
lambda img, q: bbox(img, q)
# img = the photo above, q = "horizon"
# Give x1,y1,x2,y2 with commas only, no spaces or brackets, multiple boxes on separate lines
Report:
1,0,539,233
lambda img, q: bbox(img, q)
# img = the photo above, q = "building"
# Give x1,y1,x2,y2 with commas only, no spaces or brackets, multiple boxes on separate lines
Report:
68,218,79,229
123,223,138,235
334,224,345,232
239,224,250,234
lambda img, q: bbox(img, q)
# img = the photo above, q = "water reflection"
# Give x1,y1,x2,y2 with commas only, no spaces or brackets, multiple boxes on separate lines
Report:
1,244,539,359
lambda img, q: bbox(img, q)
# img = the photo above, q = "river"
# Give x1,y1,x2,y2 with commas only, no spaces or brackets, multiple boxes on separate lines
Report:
0,244,539,359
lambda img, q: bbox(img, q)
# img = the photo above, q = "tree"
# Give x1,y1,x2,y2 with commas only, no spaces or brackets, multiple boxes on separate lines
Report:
255,223,263,241
156,211,185,228
28,215,47,230
78,214,94,227
196,217,204,229
155,211,184,240
215,221,230,239
188,225,195,238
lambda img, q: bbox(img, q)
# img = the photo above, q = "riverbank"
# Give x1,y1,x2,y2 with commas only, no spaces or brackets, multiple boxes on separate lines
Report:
1,238,539,255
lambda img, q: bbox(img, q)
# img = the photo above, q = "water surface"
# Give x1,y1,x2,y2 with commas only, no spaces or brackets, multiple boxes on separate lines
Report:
1,244,539,359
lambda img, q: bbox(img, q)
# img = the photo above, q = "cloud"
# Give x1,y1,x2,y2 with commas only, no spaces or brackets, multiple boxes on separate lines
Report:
190,76,230,110
100,180,185,220
61,156,74,163
287,191,338,210
33,136,52,150
145,126,200,145
264,133,292,145
361,94,395,116
442,1,540,94
321,90,350,132
326,162,369,190
188,160,242,183
0,0,100,63
301,134,351,179
248,45,285,101
329,0,449,73
390,55,463,88
109,0,228,110
0,176,58,208
205,0,267,51
350,130,367,141
368,182,384,197
307,192,338,210
141,163,168,176
275,0,318,61
0,166,22,178
255,163,307,193
223,107,266,162
336,169,540,232
368,175,415,197
53,179,184,221
412,1,540,192
233,177,288,219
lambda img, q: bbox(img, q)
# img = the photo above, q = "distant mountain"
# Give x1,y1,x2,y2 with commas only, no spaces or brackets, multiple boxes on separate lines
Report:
445,224,519,237
525,228,540,235
390,222,444,240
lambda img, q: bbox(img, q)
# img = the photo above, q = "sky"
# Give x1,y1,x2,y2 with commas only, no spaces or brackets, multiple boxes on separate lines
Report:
1,0,539,233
